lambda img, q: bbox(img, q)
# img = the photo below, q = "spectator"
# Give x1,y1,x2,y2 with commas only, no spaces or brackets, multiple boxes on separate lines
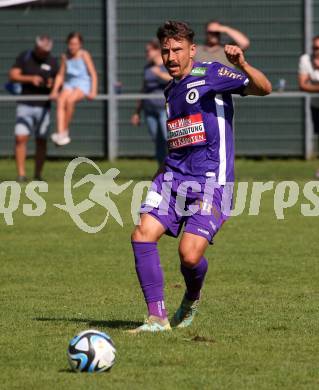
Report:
50,32,98,146
299,35,319,177
131,39,171,164
195,20,250,67
9,35,58,182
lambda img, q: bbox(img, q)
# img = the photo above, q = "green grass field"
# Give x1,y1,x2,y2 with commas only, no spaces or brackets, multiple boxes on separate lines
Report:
0,158,319,390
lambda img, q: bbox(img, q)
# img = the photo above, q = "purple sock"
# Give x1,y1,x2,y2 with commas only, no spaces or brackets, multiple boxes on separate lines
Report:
147,300,166,319
180,257,208,301
131,241,167,319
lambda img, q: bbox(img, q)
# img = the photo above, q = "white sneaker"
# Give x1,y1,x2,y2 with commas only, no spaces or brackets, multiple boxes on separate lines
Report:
51,131,71,146
56,133,71,146
127,316,171,334
50,132,59,144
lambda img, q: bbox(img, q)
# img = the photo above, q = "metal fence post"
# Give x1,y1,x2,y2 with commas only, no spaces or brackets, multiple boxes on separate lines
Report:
304,0,314,159
107,0,118,161
305,95,314,159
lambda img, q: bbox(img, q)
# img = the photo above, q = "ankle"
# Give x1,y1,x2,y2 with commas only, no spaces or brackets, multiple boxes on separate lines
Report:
184,291,201,302
147,300,167,319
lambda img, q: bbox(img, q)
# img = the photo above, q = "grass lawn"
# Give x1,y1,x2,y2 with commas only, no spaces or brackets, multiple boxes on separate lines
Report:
0,158,318,389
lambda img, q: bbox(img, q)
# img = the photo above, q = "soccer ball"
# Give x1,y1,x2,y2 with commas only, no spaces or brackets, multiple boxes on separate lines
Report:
67,329,116,373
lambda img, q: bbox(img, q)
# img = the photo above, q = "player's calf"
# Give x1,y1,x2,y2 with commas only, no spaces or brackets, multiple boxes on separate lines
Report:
174,243,209,328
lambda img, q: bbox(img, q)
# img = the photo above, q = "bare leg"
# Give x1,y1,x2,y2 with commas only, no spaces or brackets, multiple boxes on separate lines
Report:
131,213,166,242
178,232,209,268
64,89,85,131
56,89,73,134
15,135,29,177
34,138,47,179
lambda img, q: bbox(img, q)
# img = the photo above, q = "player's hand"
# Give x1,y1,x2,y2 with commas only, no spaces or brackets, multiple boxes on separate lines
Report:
224,45,246,67
87,91,97,100
131,113,140,126
31,75,44,87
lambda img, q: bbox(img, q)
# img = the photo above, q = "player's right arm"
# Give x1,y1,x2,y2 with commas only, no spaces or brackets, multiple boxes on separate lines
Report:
224,45,272,96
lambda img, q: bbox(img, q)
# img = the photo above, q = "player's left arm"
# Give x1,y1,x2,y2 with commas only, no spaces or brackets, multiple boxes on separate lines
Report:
225,45,272,96
83,50,98,100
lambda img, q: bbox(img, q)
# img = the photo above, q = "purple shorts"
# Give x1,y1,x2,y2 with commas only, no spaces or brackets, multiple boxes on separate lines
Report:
140,172,230,243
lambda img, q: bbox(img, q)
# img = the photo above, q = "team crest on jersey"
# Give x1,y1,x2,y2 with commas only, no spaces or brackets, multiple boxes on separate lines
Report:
186,88,199,104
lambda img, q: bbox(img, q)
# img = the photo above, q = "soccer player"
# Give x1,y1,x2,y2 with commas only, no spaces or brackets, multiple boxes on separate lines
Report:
130,21,272,333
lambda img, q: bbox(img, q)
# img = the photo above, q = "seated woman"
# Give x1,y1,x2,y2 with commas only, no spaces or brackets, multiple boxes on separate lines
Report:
50,32,98,146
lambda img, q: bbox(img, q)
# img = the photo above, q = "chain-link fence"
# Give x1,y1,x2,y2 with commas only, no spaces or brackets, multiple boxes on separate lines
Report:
0,0,317,159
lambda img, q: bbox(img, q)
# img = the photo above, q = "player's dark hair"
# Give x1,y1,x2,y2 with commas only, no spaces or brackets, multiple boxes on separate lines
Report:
157,21,195,43
313,35,319,43
66,32,84,44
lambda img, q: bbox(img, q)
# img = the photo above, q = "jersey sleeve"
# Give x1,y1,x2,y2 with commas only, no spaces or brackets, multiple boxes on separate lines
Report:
208,62,249,94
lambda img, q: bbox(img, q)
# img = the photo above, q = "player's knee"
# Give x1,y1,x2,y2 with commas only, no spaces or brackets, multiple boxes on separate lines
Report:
179,248,201,268
131,224,148,242
15,135,28,145
131,222,160,242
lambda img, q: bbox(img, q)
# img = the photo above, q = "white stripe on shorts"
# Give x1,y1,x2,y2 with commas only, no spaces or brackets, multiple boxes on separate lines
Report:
214,94,226,185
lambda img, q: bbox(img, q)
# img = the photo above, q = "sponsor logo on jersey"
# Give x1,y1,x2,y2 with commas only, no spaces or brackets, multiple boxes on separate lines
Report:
217,66,244,80
187,80,206,89
186,88,199,104
167,113,206,150
190,67,207,76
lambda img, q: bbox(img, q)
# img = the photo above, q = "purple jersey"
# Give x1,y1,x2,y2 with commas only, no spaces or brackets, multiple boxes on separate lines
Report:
164,61,249,184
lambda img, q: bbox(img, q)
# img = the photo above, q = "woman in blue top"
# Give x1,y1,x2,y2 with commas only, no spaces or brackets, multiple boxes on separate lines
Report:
131,39,172,164
50,32,98,146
